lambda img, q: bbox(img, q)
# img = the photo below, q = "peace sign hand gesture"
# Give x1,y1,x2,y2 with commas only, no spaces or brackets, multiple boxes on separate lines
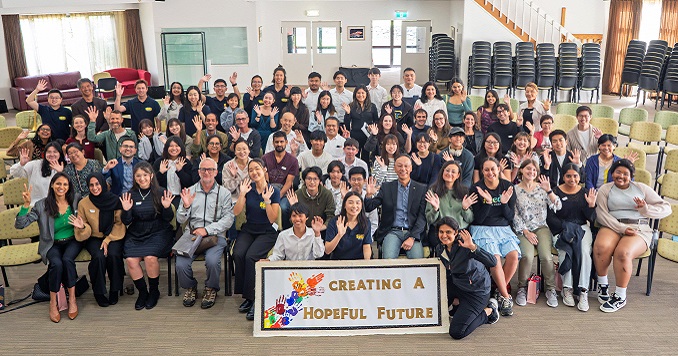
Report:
22,183,32,207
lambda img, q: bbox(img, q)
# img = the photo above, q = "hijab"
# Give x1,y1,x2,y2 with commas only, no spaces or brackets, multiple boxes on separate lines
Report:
87,172,122,236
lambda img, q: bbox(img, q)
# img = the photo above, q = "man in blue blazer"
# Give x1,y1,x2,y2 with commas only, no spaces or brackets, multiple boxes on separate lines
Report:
102,137,141,196
364,154,427,259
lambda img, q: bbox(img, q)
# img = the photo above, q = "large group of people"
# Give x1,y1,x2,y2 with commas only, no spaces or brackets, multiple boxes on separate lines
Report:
10,66,671,340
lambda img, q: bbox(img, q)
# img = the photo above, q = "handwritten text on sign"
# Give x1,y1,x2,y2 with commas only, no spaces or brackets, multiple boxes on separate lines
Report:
254,259,449,337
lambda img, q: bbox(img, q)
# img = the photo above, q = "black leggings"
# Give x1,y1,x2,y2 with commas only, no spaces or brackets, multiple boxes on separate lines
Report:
85,238,124,295
232,225,278,301
448,281,490,339
46,239,83,293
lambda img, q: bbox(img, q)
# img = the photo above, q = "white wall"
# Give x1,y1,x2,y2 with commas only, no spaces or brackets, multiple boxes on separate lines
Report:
529,0,606,35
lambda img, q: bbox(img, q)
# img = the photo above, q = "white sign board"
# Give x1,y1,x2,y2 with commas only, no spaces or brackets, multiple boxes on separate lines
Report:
254,259,449,337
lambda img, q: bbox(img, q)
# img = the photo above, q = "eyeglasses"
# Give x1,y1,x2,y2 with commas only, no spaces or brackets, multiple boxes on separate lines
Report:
236,118,247,121
199,168,217,173
496,110,505,114
67,151,81,156
39,127,51,132
485,141,500,146
121,145,136,149
214,85,227,88
208,142,222,146
305,177,319,182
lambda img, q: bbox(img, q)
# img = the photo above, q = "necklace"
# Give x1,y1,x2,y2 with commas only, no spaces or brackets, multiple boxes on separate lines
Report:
139,189,151,201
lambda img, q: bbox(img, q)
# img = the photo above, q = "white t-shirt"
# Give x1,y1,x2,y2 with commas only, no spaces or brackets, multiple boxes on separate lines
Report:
304,89,321,112
330,88,353,123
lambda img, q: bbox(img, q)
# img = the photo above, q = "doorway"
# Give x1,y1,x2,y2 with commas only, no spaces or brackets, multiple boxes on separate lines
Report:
281,21,341,85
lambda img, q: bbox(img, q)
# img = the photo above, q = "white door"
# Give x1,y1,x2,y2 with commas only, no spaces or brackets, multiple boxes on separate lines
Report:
282,21,312,85
400,20,431,80
311,21,342,79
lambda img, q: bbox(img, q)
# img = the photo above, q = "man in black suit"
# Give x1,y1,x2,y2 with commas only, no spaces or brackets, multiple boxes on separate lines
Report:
364,155,427,259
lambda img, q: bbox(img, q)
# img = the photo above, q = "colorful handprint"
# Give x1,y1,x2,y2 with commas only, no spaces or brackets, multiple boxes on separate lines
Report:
263,271,326,328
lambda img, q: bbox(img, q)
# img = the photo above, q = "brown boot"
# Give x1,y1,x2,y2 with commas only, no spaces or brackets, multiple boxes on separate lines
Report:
67,287,78,320
49,292,61,323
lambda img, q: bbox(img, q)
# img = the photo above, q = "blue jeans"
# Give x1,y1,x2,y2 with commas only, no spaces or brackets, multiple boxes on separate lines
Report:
175,236,228,291
381,230,424,259
279,196,291,229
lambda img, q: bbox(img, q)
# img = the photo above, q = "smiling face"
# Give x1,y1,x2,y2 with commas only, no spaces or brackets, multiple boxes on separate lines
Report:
251,76,263,90
38,125,52,140
425,85,437,99
391,89,403,101
247,161,266,182
514,136,529,152
482,159,500,182
73,117,86,133
88,177,102,196
525,86,537,101
207,136,222,156
355,88,367,103
187,88,200,105
385,139,398,156
329,165,343,185
213,81,227,97
119,140,137,159
563,168,581,189
279,113,295,133
577,111,591,129
108,113,123,130
274,70,285,85
415,112,427,127
485,92,496,105
51,176,70,198
325,119,338,137
234,140,250,160
451,82,463,95
204,114,218,132
47,92,62,108
167,141,181,159
228,95,239,109
395,156,412,180
344,194,362,218
520,162,538,182
433,113,446,129
442,163,460,185
135,82,148,99
304,171,320,194
382,115,393,131
169,121,181,136
262,93,274,107
416,138,430,153
171,83,183,96
273,136,287,153
403,70,415,85
349,174,365,193
290,93,301,105
334,74,347,88
450,134,465,150
463,114,476,129
290,211,308,229
496,106,509,123
484,137,500,155
79,81,93,97
44,146,61,162
551,134,566,154
438,223,458,248
134,168,153,189
308,77,320,91
141,123,154,137
67,146,84,165
541,118,553,132
612,165,632,189
598,140,615,158
319,94,331,109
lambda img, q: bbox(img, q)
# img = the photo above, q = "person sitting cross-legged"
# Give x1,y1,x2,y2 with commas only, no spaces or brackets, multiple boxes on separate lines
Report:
264,203,326,262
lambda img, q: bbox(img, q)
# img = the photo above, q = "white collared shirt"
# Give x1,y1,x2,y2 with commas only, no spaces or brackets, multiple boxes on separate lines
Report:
268,226,325,261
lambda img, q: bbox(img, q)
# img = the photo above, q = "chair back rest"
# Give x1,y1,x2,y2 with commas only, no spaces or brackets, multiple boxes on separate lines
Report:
0,207,40,240
0,115,6,128
619,107,649,126
4,177,28,208
663,149,678,173
629,121,662,143
15,111,41,130
589,104,615,119
658,204,678,236
660,172,678,200
0,127,24,148
653,111,678,130
552,114,577,132
590,117,618,136
615,146,647,171
92,71,111,86
634,168,652,186
555,103,578,116
666,125,678,146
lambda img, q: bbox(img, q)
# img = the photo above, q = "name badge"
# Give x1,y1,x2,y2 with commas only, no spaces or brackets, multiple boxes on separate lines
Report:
281,166,287,170
89,209,95,213
135,201,142,205
508,135,514,139
561,197,568,201
84,142,90,145
59,116,67,121
145,107,152,112
224,103,228,108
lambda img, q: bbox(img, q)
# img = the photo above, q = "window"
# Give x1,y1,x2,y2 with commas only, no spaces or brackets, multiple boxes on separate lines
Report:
20,12,122,78
638,0,663,43
371,20,402,67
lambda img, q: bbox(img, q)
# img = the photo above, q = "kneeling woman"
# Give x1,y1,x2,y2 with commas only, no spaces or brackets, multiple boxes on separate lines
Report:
470,157,519,317
15,173,82,322
437,216,499,339
594,159,671,312
121,162,175,310
71,173,126,307
232,158,281,320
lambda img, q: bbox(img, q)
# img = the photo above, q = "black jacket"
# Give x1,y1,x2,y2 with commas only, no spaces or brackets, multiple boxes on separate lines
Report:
437,243,496,294
540,150,578,188
364,179,427,243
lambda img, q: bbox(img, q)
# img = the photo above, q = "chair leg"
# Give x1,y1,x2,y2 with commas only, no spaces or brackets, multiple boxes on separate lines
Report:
636,258,643,276
167,256,172,296
224,250,232,296
636,88,640,107
174,256,179,296
1,266,9,287
646,249,656,296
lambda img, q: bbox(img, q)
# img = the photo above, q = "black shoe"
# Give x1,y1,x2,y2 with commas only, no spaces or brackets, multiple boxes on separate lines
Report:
94,293,110,307
108,291,119,305
239,299,254,313
246,307,255,320
146,290,160,310
135,293,148,310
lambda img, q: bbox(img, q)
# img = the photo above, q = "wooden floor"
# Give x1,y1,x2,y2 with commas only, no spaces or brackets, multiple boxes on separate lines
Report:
2,95,677,354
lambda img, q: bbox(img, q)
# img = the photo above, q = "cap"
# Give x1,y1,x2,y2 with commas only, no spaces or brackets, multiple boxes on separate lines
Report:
448,127,465,137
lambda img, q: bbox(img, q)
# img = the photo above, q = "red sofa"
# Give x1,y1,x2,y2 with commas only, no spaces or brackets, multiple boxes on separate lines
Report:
103,68,152,98
10,71,82,111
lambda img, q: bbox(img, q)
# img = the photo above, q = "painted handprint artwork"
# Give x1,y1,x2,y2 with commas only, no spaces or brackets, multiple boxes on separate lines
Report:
263,272,325,328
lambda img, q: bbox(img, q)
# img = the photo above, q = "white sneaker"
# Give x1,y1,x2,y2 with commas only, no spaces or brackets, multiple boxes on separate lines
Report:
561,287,575,307
578,290,590,312
515,287,527,306
545,289,558,307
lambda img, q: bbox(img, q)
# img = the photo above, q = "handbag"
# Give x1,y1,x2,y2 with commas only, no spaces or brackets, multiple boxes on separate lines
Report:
527,274,541,304
56,284,68,311
172,186,220,257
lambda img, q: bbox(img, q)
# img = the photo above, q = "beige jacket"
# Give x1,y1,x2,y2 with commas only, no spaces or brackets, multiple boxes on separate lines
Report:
596,181,672,234
75,197,126,244
567,125,599,163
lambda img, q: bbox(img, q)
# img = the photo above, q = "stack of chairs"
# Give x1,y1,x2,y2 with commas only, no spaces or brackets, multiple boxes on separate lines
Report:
536,43,557,102
619,40,647,98
660,43,678,110
430,34,456,86
636,39,668,109
514,42,536,96
492,41,513,96
578,43,602,103
468,41,492,92
557,42,579,102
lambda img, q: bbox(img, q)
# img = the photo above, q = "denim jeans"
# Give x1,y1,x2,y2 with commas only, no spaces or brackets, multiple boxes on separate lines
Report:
381,229,424,259
176,236,228,291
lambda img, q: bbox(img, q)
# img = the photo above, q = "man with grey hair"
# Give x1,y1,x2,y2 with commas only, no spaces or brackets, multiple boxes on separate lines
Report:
176,157,234,309
71,77,110,132
227,108,261,158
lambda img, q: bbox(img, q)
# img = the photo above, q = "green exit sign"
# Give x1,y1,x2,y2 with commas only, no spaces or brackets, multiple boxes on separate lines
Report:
395,10,408,19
